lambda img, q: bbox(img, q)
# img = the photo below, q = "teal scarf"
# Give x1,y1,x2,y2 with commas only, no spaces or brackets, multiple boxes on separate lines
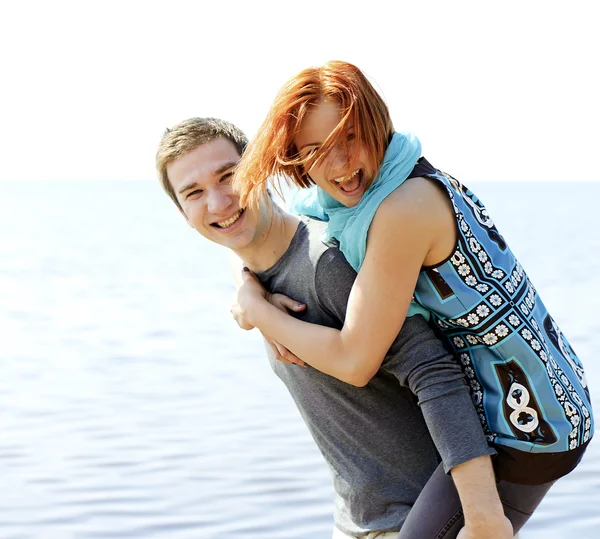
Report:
290,131,430,320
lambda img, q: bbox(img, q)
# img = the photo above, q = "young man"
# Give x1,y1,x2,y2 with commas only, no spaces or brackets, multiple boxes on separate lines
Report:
155,117,533,539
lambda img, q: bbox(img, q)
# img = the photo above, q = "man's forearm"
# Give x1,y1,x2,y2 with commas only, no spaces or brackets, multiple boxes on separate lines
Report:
451,455,509,534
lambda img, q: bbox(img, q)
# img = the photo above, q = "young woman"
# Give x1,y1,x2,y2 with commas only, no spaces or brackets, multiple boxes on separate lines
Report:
231,60,593,535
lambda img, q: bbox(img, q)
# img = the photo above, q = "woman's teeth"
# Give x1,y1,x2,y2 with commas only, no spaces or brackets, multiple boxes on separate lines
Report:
332,169,362,194
332,169,360,184
215,209,244,228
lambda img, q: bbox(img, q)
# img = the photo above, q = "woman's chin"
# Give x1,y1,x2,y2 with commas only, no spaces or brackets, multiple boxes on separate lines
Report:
323,188,362,208
323,185,365,208
338,185,365,207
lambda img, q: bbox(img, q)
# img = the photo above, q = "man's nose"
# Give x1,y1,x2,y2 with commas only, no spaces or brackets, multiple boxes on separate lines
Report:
207,189,232,214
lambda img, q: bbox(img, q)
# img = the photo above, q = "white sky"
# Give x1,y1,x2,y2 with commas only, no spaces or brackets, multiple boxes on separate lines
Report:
2,0,599,182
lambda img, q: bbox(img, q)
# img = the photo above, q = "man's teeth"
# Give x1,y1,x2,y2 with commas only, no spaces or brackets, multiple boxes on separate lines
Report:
216,209,243,228
333,169,360,184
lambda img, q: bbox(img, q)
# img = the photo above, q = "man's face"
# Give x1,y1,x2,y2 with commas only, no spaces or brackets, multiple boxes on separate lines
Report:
167,137,268,251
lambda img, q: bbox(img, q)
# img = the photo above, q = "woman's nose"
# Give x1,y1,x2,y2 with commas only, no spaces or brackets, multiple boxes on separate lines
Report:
328,146,350,173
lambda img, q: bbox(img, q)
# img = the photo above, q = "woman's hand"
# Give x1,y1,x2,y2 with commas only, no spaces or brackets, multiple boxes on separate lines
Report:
230,269,270,330
230,269,307,367
262,290,307,367
262,332,306,367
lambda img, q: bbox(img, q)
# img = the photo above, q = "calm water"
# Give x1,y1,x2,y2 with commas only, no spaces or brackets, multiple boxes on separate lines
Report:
1,181,599,538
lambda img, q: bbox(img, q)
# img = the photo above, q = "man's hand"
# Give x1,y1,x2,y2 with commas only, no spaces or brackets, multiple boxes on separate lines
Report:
451,456,513,539
457,515,513,539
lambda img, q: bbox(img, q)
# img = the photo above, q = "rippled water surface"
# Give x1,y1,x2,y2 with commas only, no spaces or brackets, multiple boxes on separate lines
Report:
1,181,599,538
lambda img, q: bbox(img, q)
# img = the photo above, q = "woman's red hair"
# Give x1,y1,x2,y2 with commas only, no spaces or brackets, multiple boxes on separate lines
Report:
234,60,394,208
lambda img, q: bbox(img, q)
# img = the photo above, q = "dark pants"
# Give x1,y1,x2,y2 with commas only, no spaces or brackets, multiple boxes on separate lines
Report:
397,462,553,538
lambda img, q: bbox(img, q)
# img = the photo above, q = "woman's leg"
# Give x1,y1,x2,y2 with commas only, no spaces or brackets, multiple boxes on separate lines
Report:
333,528,399,538
495,478,554,534
398,462,553,538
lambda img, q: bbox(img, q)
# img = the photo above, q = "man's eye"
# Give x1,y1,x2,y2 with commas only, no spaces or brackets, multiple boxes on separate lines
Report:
187,189,203,199
220,172,233,183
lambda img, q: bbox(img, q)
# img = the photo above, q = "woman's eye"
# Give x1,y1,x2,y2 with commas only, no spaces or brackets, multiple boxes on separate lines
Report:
347,132,355,141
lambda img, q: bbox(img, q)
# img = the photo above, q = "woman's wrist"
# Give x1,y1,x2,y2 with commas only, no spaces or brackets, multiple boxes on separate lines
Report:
244,294,271,328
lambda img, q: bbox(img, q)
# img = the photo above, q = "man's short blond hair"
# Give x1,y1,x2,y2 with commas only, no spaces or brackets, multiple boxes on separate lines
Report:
156,117,248,211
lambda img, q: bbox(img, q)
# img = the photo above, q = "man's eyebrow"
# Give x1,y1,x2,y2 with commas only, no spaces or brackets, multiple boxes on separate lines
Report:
178,161,238,194
215,161,238,174
179,181,199,195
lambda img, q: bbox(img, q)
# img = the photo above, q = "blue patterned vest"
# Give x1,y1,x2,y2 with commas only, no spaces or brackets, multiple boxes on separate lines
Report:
414,168,593,453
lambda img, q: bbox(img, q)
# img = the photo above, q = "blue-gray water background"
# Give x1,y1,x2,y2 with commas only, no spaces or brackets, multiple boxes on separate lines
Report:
1,181,599,539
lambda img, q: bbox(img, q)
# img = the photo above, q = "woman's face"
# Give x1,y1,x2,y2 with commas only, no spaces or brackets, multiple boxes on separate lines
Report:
293,99,374,207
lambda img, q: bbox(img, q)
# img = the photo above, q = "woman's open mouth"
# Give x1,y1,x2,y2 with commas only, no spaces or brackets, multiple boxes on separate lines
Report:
331,169,364,196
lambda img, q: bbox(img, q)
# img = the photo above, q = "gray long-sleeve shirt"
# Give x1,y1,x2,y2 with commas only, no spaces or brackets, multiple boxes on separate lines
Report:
256,218,494,535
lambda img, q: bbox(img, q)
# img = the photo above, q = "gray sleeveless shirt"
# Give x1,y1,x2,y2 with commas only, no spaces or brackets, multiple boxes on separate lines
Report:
256,219,493,535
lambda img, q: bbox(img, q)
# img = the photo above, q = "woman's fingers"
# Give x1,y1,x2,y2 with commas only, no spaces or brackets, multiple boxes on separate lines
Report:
273,341,306,367
270,293,306,313
262,333,306,367
268,339,293,364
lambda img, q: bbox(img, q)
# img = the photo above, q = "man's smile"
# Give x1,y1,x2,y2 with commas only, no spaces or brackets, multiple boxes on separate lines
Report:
211,208,245,229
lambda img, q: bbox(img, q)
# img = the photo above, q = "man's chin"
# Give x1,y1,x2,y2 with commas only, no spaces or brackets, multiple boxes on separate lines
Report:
206,231,250,252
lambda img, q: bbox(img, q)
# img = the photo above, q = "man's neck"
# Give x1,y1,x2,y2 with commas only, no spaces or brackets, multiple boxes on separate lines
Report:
235,206,300,273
